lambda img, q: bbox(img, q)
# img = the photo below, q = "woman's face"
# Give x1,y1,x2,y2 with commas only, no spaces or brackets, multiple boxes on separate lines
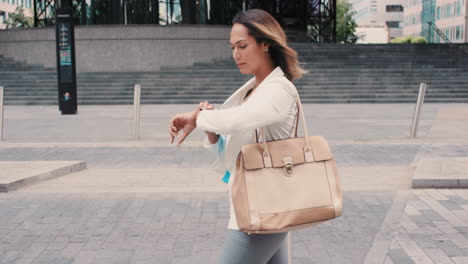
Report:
230,23,269,75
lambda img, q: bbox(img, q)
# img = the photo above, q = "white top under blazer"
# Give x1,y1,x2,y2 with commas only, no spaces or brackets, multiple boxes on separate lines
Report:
196,66,299,230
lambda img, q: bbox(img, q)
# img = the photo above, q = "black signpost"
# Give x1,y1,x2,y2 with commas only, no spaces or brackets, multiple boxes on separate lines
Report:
55,8,78,115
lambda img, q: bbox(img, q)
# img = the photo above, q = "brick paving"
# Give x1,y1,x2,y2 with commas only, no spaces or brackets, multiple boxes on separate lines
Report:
0,104,467,263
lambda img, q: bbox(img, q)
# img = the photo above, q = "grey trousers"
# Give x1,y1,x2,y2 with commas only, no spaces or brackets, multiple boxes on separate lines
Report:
217,229,288,264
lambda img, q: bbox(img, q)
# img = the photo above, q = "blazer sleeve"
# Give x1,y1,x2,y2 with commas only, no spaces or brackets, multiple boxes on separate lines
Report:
196,79,296,135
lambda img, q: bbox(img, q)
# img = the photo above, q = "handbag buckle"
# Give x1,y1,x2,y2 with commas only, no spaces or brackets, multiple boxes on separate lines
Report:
282,157,295,177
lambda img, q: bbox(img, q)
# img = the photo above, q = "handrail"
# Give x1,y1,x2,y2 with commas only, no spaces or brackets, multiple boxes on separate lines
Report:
428,22,468,55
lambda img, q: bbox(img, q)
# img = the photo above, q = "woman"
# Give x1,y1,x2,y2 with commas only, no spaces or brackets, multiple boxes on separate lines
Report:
168,9,305,264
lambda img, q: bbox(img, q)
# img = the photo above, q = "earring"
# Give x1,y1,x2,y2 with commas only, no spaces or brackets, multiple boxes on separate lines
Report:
264,48,269,52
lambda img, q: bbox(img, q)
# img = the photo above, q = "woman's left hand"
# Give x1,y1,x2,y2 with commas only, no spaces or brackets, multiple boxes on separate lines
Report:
168,110,197,146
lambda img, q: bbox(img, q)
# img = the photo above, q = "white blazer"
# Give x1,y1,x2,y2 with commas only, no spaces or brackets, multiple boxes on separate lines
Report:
196,66,299,229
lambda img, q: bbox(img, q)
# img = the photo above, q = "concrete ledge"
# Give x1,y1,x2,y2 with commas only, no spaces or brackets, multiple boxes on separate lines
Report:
0,25,231,72
412,157,468,188
0,161,87,192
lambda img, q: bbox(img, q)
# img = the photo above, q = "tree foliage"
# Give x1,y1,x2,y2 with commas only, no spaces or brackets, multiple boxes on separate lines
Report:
390,35,428,43
336,0,358,43
5,7,33,29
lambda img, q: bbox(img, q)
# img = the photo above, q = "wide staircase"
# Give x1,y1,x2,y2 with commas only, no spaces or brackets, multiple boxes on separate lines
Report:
1,43,468,105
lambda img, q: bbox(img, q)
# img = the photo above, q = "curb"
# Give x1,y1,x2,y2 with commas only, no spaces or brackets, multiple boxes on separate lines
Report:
0,161,87,192
412,179,468,189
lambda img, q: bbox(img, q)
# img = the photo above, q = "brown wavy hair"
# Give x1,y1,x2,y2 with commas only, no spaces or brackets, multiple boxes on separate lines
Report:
232,9,306,81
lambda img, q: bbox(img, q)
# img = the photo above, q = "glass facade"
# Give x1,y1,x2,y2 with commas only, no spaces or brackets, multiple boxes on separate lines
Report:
58,0,243,25
421,0,435,42
33,0,337,42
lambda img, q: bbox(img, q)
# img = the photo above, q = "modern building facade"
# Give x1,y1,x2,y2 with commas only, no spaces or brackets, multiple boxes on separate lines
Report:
404,0,467,43
350,0,404,39
0,0,33,29
31,0,337,42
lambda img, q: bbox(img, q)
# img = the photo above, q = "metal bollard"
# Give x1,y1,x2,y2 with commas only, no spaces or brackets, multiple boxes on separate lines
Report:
133,84,141,140
0,86,3,141
410,83,427,138
288,232,292,264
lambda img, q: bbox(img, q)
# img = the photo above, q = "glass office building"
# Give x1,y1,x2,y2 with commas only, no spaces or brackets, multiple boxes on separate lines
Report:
34,0,337,42
404,0,467,43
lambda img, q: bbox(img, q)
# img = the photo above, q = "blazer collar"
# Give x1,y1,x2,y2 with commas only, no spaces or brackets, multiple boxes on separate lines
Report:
220,66,285,109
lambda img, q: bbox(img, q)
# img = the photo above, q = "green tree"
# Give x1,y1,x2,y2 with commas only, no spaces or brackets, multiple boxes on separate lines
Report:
390,35,428,43
336,0,358,43
5,7,33,29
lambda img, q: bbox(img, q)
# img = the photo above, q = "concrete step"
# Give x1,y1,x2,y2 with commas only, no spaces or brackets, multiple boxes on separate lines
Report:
2,43,468,104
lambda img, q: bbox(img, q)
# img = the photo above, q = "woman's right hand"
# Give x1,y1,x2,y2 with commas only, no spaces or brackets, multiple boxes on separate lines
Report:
199,101,214,110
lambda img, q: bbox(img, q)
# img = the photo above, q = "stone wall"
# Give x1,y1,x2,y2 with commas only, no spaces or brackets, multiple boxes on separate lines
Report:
0,25,232,72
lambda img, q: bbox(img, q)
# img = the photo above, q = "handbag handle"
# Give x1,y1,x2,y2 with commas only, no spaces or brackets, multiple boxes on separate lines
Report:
259,87,315,166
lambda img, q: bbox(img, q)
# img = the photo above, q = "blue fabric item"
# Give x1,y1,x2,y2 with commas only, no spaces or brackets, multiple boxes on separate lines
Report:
216,135,230,183
222,170,231,184
217,135,226,155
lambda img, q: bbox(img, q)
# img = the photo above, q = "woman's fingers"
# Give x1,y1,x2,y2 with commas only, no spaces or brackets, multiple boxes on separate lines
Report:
200,101,211,109
169,117,180,132
168,116,182,144
169,111,197,146
176,126,194,146
168,124,178,136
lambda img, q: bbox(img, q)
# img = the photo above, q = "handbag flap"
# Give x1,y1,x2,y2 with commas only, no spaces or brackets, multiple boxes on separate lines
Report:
241,136,333,170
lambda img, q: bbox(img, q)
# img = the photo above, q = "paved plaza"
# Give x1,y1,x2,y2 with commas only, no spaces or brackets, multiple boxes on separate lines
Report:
0,103,468,263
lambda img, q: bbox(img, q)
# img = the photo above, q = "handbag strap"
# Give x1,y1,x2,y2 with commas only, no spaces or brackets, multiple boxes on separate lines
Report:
259,87,314,166
255,102,299,143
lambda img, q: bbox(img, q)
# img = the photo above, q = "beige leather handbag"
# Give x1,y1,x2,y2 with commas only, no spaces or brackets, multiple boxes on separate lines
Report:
231,88,343,234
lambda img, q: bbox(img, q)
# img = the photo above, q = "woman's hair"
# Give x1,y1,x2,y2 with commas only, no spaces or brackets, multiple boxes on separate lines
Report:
232,9,306,81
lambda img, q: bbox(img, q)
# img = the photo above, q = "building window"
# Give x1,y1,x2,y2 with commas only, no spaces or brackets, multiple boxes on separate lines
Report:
0,12,5,24
445,28,450,39
386,21,402,28
456,0,461,16
456,25,461,40
436,6,441,20
446,4,451,17
370,8,377,13
386,5,404,12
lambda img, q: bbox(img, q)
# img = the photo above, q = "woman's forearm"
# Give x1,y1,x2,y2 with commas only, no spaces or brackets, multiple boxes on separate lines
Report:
205,131,220,144
193,106,219,144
